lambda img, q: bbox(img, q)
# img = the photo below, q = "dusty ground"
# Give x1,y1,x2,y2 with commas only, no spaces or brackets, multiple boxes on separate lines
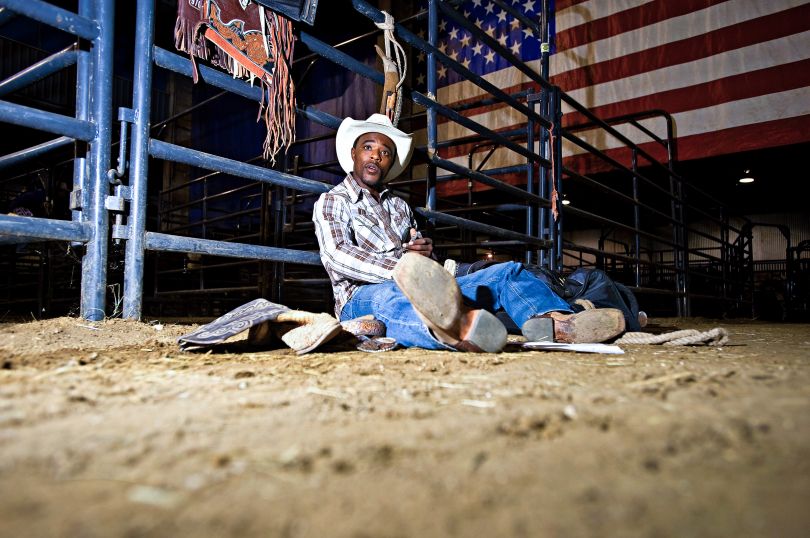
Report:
0,316,808,537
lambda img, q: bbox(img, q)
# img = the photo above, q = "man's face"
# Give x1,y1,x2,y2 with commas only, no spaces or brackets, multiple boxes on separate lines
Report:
350,132,396,192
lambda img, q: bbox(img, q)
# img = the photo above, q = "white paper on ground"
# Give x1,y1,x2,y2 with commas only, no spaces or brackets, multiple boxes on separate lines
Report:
522,342,625,354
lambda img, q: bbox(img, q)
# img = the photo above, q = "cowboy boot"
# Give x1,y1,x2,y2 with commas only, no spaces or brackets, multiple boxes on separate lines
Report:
393,253,507,353
521,309,626,343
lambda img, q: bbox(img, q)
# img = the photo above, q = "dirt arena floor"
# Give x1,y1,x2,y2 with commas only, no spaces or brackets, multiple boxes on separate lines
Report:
0,316,808,537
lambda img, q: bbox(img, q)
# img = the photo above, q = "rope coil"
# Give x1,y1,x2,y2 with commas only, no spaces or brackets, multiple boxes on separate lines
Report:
375,11,407,126
616,328,729,346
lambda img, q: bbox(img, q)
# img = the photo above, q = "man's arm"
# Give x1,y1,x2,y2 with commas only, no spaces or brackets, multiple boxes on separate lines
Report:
313,193,400,283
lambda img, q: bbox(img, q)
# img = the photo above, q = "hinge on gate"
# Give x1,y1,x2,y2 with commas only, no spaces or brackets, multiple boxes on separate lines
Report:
107,184,132,243
105,185,131,212
112,224,129,241
70,188,83,211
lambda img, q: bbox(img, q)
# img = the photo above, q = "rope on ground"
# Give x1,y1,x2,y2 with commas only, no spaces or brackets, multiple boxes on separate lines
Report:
615,328,729,346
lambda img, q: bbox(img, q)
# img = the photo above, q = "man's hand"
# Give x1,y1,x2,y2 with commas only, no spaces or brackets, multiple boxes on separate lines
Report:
404,228,433,258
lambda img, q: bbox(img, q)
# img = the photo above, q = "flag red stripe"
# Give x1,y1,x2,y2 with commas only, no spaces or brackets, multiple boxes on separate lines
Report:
563,115,810,176
435,116,810,198
554,0,591,12
553,3,810,91
435,4,810,125
555,0,727,52
438,58,810,160
562,58,810,128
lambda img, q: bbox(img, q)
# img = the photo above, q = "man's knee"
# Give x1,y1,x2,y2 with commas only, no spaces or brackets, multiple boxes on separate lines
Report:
494,260,523,278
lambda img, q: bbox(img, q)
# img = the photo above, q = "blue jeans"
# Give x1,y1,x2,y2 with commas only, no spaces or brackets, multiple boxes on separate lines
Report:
340,261,572,350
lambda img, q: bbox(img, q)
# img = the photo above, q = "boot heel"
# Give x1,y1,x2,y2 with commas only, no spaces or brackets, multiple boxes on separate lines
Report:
463,309,508,353
521,316,554,342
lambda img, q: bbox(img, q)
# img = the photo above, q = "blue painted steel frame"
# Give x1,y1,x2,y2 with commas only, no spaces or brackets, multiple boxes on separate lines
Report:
0,0,745,320
80,0,115,321
0,45,78,98
121,0,339,319
0,0,115,320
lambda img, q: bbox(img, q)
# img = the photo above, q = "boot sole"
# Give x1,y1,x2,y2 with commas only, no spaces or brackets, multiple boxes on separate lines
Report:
555,309,625,343
393,253,506,352
393,253,462,333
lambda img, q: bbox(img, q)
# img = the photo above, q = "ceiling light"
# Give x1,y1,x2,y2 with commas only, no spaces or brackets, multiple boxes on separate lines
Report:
561,196,571,205
738,169,755,184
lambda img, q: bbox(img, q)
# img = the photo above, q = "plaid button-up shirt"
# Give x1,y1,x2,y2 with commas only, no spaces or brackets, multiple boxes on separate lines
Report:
313,174,419,317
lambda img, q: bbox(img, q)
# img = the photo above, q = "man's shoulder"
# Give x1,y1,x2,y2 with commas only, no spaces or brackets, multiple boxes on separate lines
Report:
313,181,352,220
317,177,353,200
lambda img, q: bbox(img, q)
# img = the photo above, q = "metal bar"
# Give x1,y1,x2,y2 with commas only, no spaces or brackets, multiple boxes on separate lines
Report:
0,100,96,141
526,100,535,265
79,0,115,321
491,0,543,36
160,183,261,215
442,203,528,214
452,90,533,114
352,0,552,130
72,0,92,225
434,128,525,151
0,136,72,171
415,208,553,248
426,0,438,211
0,214,92,243
563,242,665,269
438,240,532,249
0,45,78,98
298,29,551,169
552,88,564,270
566,109,671,147
560,94,674,181
153,47,263,102
0,7,17,27
122,0,155,320
561,165,683,226
148,140,331,194
563,204,677,248
567,109,731,209
431,155,547,205
405,163,531,185
561,129,677,202
144,232,322,265
436,0,552,92
162,207,262,234
297,104,342,131
154,286,260,296
0,0,99,40
631,150,641,287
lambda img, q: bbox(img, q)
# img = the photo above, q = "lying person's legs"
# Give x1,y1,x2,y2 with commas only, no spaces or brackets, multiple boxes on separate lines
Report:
456,261,625,342
458,261,626,342
396,254,624,345
455,261,572,325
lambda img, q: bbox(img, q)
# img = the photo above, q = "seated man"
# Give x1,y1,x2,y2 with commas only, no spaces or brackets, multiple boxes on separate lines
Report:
312,114,624,352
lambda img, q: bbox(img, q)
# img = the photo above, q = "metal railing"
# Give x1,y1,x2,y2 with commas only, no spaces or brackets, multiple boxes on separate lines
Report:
0,0,115,320
0,0,755,320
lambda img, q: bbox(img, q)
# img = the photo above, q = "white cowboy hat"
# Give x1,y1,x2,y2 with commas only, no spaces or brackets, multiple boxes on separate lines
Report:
336,114,413,180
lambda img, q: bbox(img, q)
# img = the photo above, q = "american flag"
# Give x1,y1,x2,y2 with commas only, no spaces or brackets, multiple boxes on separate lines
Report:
415,0,810,192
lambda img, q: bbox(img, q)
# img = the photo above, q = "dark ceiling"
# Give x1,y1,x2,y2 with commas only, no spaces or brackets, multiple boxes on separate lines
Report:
674,141,810,216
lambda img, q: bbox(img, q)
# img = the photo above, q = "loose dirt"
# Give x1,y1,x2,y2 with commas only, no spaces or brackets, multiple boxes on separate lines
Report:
0,317,808,537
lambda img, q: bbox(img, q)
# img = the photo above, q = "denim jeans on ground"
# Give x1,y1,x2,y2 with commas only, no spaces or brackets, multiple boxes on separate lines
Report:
339,261,572,350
